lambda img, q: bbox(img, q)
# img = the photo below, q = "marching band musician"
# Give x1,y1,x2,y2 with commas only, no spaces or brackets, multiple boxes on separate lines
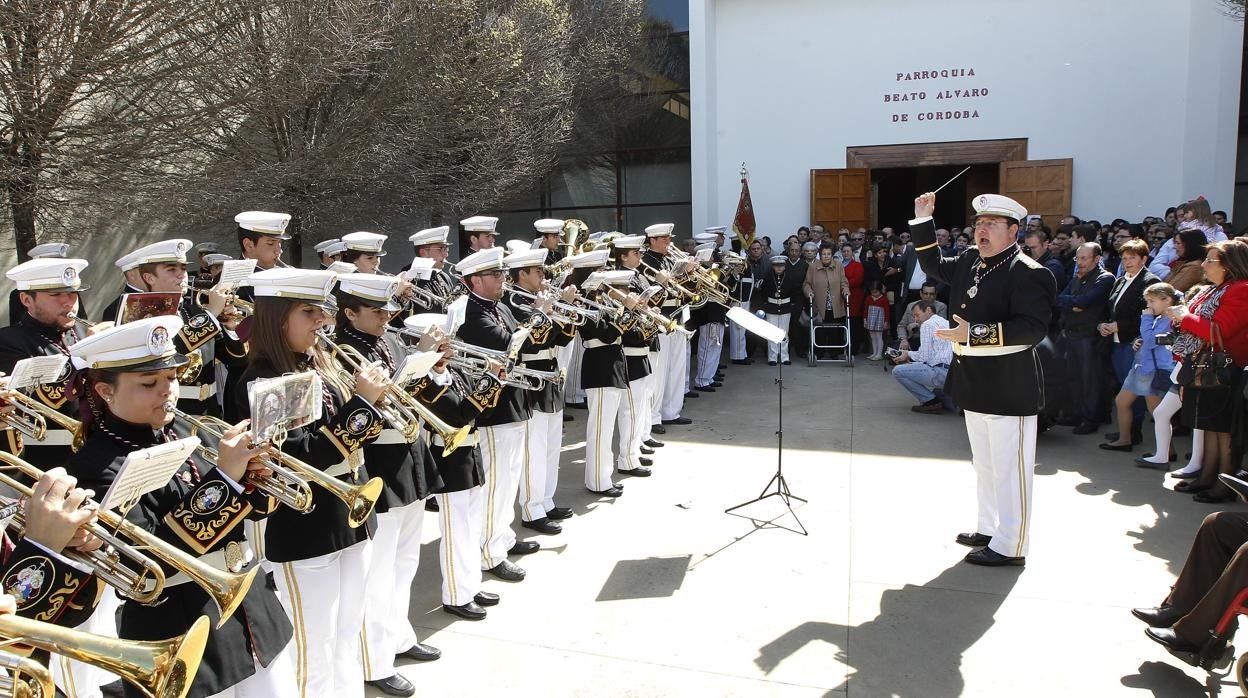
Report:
728,232,758,365
0,259,100,468
691,228,728,393
408,226,456,313
192,243,222,291
233,212,292,304
534,219,564,265
107,240,247,417
340,232,388,275
454,247,541,583
332,274,444,698
200,254,232,291
404,318,500,621
758,255,802,365
560,249,610,415
229,268,389,697
580,269,642,497
314,239,345,270
460,216,499,260
612,235,658,476
7,242,81,324
501,248,575,535
641,223,692,430
66,315,297,698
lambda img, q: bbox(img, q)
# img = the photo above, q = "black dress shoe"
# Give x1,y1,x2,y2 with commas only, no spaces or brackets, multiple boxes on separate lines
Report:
644,439,665,448
782,360,791,365
474,591,500,606
424,498,439,512
955,532,992,547
1145,627,1200,653
1132,606,1185,628
508,541,540,555
1138,452,1177,464
638,456,653,466
640,446,654,455
1219,473,1248,503
695,385,716,392
587,485,624,497
520,517,562,535
1174,481,1210,493
1072,421,1099,435
1194,488,1236,504
1135,455,1173,469
486,560,527,581
964,547,1024,567
567,401,588,410
1169,469,1200,479
367,674,415,696
685,391,700,398
397,642,441,662
731,359,750,365
546,506,573,520
768,361,778,366
662,417,692,425
619,466,652,477
1098,442,1133,452
650,425,666,434
442,602,487,620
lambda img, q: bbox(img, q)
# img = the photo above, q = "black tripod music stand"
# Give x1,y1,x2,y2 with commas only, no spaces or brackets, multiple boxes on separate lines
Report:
724,351,808,536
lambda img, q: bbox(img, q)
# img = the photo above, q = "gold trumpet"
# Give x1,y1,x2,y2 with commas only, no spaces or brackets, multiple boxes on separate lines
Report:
0,391,85,452
0,454,255,628
0,613,209,698
169,409,382,528
317,333,471,454
0,649,51,698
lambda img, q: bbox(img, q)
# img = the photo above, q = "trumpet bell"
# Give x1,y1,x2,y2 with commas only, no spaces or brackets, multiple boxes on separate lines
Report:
348,476,385,528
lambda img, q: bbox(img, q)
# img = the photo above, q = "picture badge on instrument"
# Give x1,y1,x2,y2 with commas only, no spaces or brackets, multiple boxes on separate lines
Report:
191,481,228,514
4,557,51,609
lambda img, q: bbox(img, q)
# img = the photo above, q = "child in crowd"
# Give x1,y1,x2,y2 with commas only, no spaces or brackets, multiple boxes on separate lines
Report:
863,280,890,360
1102,282,1179,452
1139,284,1209,474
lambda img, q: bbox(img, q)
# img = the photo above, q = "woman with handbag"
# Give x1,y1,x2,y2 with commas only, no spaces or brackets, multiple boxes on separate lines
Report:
1166,240,1248,503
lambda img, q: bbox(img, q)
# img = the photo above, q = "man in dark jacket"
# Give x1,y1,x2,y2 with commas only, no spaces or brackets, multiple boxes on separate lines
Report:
1058,242,1115,435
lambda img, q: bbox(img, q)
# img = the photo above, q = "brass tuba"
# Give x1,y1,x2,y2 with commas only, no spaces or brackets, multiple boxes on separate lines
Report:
559,219,590,258
0,614,210,698
0,649,51,698
0,454,255,628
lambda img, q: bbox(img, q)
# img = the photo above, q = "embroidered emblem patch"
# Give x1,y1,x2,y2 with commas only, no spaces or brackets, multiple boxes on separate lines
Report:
191,481,227,514
347,409,371,434
61,266,78,286
4,557,52,609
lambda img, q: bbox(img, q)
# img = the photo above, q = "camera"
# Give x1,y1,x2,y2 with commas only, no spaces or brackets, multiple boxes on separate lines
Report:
1156,332,1177,346
884,347,903,359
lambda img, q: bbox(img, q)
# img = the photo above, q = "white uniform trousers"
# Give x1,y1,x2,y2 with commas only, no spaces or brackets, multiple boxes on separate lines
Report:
728,301,750,360
275,539,372,698
963,410,1037,558
647,349,666,427
51,589,120,698
562,337,585,405
479,422,528,569
435,487,484,606
585,386,626,490
695,323,724,387
521,409,562,521
684,337,692,393
616,377,649,471
361,501,425,681
205,641,299,698
765,313,790,363
245,519,274,575
659,332,688,420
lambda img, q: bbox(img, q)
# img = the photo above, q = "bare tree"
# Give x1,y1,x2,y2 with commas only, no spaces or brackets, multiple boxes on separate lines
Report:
0,0,246,257
167,0,659,257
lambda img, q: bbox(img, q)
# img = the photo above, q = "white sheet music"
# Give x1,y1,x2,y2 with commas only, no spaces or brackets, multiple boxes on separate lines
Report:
99,437,200,512
216,259,259,291
393,350,441,387
6,356,69,391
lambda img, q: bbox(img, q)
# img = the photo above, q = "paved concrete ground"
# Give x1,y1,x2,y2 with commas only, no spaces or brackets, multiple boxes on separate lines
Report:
365,356,1245,698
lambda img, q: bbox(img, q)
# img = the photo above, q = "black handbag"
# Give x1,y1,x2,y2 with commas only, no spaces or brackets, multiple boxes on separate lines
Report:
1177,322,1234,389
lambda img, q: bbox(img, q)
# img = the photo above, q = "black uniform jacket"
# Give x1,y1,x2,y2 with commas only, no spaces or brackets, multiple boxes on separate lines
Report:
455,293,535,427
335,326,442,509
230,359,381,562
413,267,456,314
67,415,291,698
621,272,653,381
0,316,83,468
579,302,628,391
0,534,102,628
414,366,502,492
911,218,1057,416
174,297,248,417
503,291,574,413
757,268,803,315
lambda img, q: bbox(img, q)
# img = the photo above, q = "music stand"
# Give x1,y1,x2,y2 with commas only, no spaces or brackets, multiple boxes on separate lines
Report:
722,308,807,535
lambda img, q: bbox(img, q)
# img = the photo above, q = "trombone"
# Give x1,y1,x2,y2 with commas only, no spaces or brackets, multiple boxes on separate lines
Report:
399,325,559,391
0,390,85,452
168,408,383,527
0,454,254,627
316,333,471,453
503,283,601,325
0,614,209,698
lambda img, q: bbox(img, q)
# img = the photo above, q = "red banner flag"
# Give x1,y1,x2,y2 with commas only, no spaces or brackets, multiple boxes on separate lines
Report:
732,167,756,249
